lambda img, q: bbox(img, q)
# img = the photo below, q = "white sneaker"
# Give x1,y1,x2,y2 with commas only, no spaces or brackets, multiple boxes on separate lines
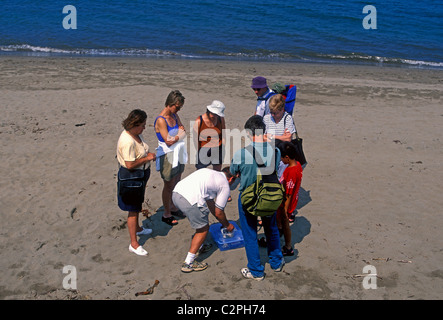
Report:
129,244,148,256
241,268,265,281
136,227,152,236
273,258,285,272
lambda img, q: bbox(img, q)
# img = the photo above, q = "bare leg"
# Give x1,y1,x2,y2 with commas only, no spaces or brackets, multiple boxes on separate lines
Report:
189,225,209,254
128,211,140,249
162,174,181,221
280,211,292,250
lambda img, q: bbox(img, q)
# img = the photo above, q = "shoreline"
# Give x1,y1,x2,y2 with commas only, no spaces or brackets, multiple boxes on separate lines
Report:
1,55,442,300
2,48,442,71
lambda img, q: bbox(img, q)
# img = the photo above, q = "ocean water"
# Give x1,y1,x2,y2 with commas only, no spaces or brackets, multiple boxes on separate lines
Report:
1,0,442,69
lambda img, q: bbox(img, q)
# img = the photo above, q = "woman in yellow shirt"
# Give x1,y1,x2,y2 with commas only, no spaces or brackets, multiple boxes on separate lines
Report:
117,109,156,256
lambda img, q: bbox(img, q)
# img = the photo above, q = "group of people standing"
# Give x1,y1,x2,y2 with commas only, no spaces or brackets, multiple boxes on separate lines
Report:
116,77,303,280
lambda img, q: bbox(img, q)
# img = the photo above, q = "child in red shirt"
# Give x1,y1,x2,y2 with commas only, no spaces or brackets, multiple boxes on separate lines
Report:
277,142,303,256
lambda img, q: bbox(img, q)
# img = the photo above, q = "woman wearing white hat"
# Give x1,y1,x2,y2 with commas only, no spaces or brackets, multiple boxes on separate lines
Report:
193,100,226,172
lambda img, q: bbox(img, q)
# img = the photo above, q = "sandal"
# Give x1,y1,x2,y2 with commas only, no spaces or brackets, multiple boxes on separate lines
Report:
162,216,178,226
258,237,267,247
282,246,294,256
171,210,186,218
288,213,295,223
257,219,263,231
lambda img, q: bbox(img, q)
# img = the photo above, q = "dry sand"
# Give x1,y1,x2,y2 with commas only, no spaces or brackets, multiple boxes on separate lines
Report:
0,56,442,300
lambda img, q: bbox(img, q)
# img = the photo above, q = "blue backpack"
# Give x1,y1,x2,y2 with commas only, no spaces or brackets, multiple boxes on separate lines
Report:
282,84,297,115
272,84,297,115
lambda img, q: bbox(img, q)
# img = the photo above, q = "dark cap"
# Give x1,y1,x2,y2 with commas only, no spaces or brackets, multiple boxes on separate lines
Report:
251,76,268,89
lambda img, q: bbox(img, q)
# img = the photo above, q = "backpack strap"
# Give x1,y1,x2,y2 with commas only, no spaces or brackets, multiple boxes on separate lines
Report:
246,145,265,168
257,91,276,102
245,144,278,171
198,115,203,132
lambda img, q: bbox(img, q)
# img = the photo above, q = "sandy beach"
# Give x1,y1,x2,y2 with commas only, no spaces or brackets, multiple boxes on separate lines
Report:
0,56,442,300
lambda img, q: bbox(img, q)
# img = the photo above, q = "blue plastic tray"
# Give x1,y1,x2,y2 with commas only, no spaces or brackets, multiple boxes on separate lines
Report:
209,220,244,251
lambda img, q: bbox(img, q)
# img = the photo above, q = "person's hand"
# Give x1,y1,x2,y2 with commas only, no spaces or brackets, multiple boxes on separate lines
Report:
178,126,186,139
165,135,179,146
226,223,235,233
165,127,187,146
282,129,292,139
146,152,156,162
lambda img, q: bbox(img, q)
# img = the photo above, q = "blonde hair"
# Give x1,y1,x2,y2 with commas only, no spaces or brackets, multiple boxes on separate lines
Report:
269,94,285,113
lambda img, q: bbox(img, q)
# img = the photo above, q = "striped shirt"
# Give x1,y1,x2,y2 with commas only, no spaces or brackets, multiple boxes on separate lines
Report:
263,112,296,136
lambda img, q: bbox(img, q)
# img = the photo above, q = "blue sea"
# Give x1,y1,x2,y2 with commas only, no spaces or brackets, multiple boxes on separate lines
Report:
1,0,442,69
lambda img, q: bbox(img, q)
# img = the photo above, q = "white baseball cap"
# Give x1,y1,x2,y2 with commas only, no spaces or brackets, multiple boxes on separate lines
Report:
207,100,225,117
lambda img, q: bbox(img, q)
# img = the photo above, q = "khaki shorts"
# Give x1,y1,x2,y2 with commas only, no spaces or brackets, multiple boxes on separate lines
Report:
158,153,185,181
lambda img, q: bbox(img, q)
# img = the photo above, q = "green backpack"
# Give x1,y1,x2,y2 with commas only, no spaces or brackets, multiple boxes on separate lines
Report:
240,145,284,217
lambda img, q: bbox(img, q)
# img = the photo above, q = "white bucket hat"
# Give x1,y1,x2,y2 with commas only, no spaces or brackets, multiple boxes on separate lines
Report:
207,100,225,117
